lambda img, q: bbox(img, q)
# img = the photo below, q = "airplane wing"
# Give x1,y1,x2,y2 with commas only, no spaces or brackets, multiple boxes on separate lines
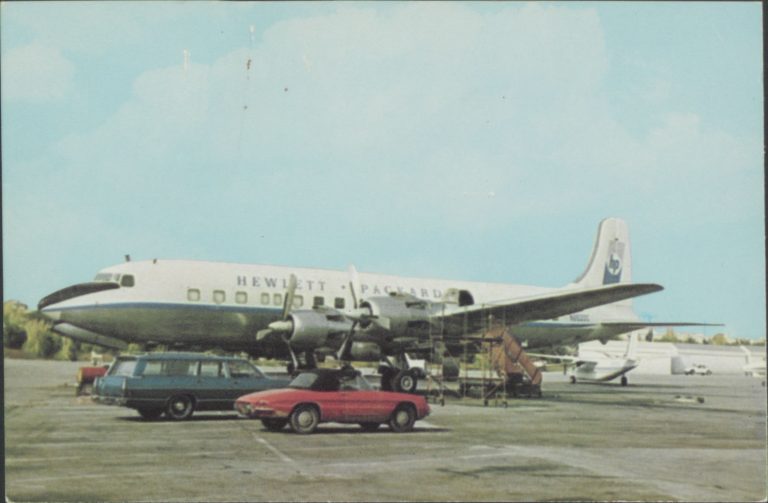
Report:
435,283,663,334
525,353,580,363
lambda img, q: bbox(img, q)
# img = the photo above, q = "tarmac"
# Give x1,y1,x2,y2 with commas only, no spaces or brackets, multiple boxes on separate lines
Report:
4,357,767,502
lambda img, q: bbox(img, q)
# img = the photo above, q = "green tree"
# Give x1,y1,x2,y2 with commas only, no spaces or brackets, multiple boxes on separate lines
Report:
3,300,29,348
57,337,79,361
710,333,729,345
22,319,61,358
658,329,679,343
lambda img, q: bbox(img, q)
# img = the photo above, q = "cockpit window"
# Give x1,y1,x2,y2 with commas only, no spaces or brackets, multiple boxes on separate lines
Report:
120,275,135,287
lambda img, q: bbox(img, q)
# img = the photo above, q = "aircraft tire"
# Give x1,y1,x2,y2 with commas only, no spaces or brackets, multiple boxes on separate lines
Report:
569,376,576,384
137,407,164,420
388,404,416,433
620,376,628,386
261,418,288,431
392,370,418,393
290,404,319,434
166,395,194,420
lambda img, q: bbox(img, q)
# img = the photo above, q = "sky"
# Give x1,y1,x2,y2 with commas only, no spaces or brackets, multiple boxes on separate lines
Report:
2,2,764,340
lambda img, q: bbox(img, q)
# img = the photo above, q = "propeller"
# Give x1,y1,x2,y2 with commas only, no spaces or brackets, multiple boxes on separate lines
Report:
256,273,298,341
344,264,390,329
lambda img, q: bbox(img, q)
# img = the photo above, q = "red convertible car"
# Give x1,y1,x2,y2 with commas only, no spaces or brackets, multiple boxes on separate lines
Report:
235,367,430,434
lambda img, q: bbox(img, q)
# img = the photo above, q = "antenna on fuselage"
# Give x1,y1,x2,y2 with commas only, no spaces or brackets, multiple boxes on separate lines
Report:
125,254,131,262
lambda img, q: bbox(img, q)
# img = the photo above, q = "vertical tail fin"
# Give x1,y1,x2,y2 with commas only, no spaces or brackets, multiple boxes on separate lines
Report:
623,333,638,360
570,217,633,308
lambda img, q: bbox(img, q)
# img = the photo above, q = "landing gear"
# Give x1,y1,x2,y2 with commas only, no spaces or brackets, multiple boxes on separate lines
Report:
620,376,628,386
570,375,577,384
392,370,418,393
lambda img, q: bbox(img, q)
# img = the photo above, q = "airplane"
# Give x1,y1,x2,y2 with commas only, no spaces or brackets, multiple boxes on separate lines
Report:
528,333,641,386
37,217,713,392
740,345,766,379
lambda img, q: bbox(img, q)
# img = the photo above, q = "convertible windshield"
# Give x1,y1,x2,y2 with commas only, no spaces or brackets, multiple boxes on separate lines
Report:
288,372,319,390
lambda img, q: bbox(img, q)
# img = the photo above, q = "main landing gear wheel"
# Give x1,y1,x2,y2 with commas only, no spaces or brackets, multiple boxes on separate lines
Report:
166,395,194,420
392,370,418,393
261,418,288,431
569,376,577,384
620,376,628,386
290,404,319,434
388,404,416,433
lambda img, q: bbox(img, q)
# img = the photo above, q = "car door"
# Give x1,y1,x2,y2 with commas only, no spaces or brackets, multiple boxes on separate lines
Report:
224,360,271,400
340,374,382,422
195,360,230,410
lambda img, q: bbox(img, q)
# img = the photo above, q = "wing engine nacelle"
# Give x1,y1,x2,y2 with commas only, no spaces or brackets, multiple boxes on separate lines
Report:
281,310,354,351
357,293,433,335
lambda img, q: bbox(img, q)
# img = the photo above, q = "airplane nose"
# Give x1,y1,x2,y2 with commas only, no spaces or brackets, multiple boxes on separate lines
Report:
38,282,120,311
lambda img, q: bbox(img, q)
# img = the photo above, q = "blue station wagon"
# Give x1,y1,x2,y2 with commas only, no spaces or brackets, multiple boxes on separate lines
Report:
92,352,290,420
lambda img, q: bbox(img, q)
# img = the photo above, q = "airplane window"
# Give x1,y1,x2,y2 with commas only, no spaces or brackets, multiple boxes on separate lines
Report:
273,293,283,306
120,275,135,287
293,295,303,308
213,290,225,304
260,292,270,305
187,289,201,302
334,297,345,309
313,296,324,307
235,291,247,304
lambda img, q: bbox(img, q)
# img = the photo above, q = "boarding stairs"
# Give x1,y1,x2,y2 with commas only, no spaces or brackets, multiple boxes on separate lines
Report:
484,325,542,399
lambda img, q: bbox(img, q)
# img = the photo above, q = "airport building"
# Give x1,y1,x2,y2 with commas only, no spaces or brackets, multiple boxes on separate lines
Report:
578,338,766,375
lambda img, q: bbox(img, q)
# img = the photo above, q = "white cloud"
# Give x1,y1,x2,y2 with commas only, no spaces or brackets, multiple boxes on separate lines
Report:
2,43,74,102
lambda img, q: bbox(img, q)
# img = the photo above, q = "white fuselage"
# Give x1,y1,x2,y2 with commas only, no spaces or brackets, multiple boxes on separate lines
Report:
40,259,641,355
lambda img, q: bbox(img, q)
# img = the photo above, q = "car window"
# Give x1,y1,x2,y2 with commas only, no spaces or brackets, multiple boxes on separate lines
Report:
226,360,264,379
141,360,196,376
109,358,137,377
339,373,371,391
289,372,318,389
199,361,223,377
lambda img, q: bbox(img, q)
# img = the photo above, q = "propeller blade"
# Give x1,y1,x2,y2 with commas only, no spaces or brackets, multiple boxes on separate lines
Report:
256,329,273,341
348,264,361,309
281,274,298,320
268,320,293,332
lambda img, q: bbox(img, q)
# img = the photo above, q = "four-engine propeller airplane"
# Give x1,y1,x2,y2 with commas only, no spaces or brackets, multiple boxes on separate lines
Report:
38,218,713,392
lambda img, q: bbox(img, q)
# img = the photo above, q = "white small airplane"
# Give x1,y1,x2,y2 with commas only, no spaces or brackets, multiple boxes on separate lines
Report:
740,345,766,378
529,333,640,386
37,218,713,392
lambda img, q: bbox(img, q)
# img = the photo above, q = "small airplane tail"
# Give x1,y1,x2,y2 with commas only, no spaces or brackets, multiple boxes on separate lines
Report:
571,218,633,307
623,333,639,360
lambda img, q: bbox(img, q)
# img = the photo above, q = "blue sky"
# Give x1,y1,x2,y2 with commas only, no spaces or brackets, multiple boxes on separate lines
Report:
2,2,764,339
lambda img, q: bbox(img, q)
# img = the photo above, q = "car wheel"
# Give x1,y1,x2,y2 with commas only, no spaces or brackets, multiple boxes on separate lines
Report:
166,395,194,420
359,422,380,432
290,404,319,434
391,370,418,393
261,418,288,431
388,404,416,433
137,407,164,420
